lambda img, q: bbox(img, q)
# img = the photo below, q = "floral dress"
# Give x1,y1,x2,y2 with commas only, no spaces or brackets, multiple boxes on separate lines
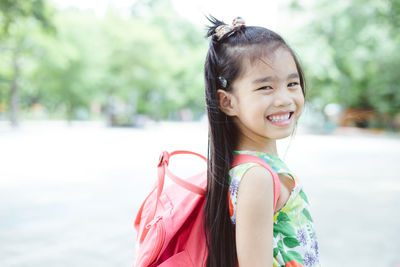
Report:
228,150,321,267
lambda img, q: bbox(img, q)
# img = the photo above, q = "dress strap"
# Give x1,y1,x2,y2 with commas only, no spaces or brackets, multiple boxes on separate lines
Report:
231,154,281,212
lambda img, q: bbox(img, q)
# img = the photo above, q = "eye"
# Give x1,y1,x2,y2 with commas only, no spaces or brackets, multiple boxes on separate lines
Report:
288,82,300,88
257,85,273,90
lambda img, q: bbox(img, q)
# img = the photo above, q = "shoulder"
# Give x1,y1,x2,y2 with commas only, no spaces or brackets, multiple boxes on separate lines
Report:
229,162,262,185
236,165,274,209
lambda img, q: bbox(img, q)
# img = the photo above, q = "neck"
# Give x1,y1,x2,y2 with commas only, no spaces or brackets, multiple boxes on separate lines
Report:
235,135,278,156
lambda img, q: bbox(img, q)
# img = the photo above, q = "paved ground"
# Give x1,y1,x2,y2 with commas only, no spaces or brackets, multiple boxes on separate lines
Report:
0,120,399,267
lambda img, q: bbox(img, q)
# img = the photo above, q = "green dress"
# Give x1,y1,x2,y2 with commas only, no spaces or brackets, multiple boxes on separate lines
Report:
228,150,321,267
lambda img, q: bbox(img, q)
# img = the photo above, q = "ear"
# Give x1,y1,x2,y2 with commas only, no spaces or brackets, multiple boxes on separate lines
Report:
217,89,238,116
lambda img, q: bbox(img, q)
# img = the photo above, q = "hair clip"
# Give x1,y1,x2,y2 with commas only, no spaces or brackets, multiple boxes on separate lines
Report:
218,76,227,88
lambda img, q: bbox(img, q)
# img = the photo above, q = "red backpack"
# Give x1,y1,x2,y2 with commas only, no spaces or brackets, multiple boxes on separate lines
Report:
133,150,280,267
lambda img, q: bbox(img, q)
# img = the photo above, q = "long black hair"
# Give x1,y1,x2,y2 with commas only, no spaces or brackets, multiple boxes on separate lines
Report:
202,16,306,267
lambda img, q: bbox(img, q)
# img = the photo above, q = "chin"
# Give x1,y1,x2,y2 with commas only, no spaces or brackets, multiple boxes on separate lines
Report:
267,129,294,140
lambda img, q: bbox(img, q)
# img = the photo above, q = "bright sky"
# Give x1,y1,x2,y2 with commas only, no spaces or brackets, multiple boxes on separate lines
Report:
52,0,293,32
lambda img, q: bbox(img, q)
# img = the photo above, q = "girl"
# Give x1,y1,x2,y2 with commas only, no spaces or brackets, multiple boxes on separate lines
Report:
203,16,321,267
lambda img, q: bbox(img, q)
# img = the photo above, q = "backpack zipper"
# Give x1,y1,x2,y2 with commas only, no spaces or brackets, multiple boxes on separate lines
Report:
145,217,165,266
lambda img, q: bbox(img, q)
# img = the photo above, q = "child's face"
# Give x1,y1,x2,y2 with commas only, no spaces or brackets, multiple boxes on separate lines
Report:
219,46,305,143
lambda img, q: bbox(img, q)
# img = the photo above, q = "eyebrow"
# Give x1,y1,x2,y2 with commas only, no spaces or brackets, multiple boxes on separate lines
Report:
252,73,299,84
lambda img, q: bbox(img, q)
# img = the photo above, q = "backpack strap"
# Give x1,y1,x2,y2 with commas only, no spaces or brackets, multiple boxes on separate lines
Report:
231,154,281,213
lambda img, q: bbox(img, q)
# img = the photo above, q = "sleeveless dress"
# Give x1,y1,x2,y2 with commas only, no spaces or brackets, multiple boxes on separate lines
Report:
228,150,321,267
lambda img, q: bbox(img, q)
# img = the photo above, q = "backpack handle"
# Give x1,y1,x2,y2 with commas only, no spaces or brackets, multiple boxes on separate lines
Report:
231,154,281,213
159,150,208,195
138,150,207,242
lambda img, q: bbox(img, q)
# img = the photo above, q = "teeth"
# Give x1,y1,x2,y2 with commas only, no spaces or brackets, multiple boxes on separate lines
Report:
268,113,290,121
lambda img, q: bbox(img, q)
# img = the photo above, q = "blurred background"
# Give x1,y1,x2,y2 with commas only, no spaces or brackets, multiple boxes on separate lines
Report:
0,0,399,266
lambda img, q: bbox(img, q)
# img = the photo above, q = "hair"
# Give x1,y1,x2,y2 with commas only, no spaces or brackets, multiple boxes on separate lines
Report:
202,16,306,267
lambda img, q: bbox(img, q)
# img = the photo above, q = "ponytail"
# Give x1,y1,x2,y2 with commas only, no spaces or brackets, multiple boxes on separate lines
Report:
203,15,239,267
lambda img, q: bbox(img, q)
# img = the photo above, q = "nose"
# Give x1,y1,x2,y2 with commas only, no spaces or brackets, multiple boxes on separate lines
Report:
273,87,292,107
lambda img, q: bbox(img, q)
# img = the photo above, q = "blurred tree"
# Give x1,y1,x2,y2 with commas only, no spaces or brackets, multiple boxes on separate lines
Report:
288,0,400,129
1,0,208,125
0,0,54,126
28,10,104,122
0,0,53,35
98,0,207,125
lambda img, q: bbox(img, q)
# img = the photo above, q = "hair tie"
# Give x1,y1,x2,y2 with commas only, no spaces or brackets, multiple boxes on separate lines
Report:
214,17,245,41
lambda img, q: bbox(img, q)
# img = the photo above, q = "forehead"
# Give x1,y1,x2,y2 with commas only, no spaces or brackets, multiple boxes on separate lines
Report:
235,46,298,86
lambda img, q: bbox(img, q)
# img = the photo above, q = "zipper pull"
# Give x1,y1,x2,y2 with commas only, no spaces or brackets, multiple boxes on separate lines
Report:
145,216,162,229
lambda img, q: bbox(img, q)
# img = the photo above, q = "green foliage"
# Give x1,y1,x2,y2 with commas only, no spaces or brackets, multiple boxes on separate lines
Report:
0,0,208,122
0,0,55,122
288,0,400,121
0,0,54,36
95,3,207,121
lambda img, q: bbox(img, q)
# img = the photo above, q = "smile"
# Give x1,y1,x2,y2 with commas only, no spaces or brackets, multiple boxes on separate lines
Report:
266,112,294,126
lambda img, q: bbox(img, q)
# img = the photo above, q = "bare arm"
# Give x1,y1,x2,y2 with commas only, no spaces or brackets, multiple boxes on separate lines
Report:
235,166,274,267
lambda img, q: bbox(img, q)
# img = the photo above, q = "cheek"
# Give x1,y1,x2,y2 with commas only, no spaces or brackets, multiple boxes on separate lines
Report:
238,102,264,123
296,93,305,114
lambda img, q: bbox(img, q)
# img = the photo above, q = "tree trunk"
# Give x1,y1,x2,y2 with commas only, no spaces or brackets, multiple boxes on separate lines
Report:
105,87,116,127
10,49,20,128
